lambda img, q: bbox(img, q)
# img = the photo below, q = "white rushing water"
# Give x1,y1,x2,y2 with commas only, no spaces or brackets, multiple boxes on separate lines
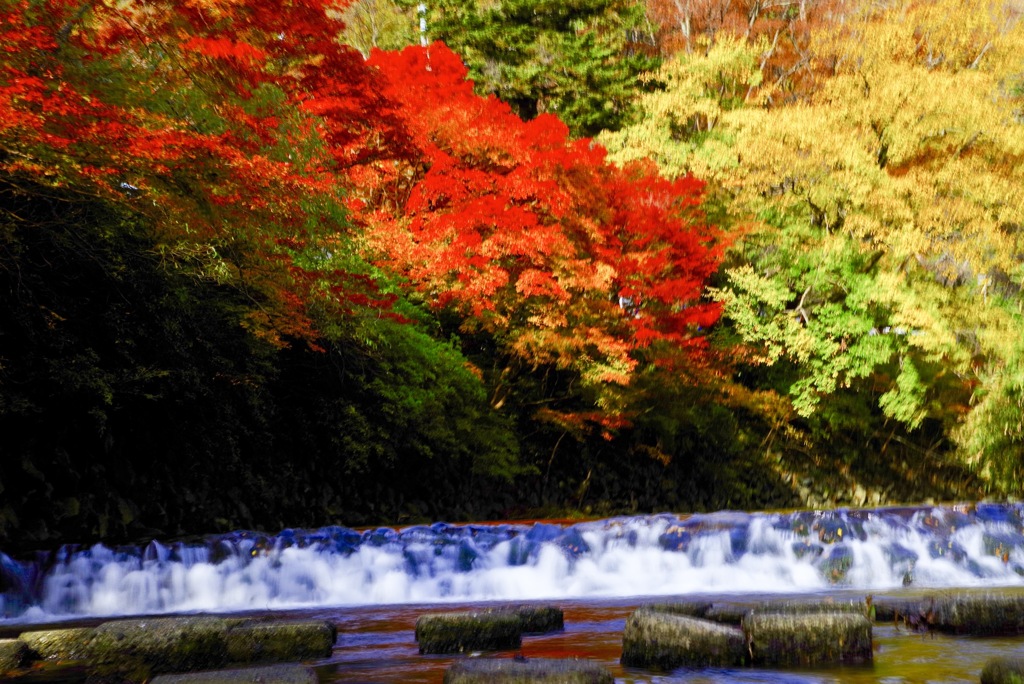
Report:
3,504,1024,623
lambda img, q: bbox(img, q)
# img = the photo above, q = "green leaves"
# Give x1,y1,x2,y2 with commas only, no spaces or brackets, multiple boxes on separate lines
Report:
878,358,928,429
713,250,898,417
430,0,657,136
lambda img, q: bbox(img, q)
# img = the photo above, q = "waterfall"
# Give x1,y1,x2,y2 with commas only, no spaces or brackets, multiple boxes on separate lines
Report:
3,504,1023,623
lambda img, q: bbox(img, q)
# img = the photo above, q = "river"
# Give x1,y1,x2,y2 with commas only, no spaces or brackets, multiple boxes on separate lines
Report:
3,503,1024,681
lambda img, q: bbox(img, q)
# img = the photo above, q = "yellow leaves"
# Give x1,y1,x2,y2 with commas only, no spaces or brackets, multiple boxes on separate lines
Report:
599,36,762,182
580,352,637,389
720,0,1024,283
816,0,1022,76
338,0,417,58
508,323,638,390
603,0,1024,449
875,272,957,357
654,34,764,117
912,0,1021,70
719,264,790,310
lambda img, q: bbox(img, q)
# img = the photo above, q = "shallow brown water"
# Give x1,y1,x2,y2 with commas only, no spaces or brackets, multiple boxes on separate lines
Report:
298,592,1024,683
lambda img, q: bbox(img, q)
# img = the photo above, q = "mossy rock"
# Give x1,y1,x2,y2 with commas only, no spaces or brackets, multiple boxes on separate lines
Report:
444,657,613,684
928,593,1024,635
486,605,564,634
19,627,97,662
21,616,336,680
88,617,232,680
0,638,31,673
150,663,318,683
415,611,522,654
224,620,336,663
981,656,1024,684
743,612,872,666
621,610,747,670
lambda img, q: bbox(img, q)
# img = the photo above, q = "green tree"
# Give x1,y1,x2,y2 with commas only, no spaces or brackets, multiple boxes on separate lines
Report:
428,0,658,136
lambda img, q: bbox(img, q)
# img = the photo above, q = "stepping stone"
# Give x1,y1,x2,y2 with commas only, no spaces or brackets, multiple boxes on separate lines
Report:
621,610,747,670
927,593,1024,636
981,656,1024,684
743,611,872,666
416,611,522,654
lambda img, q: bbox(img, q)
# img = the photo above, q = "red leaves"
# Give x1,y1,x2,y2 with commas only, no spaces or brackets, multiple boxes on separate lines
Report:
596,165,723,349
182,36,266,65
360,43,724,433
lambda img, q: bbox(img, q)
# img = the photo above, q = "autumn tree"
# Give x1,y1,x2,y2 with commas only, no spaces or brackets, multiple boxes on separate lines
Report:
2,0,738,540
0,0,417,350
603,0,1024,488
359,44,722,435
1,0,539,542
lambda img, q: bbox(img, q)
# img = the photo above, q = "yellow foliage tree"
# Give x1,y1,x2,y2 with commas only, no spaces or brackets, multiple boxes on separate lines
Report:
601,0,1024,482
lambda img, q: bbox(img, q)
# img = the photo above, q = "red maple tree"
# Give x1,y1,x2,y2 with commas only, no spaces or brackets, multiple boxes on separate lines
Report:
362,45,723,430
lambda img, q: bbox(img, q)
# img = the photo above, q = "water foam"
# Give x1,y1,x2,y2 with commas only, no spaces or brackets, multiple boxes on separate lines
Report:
2,504,1023,622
